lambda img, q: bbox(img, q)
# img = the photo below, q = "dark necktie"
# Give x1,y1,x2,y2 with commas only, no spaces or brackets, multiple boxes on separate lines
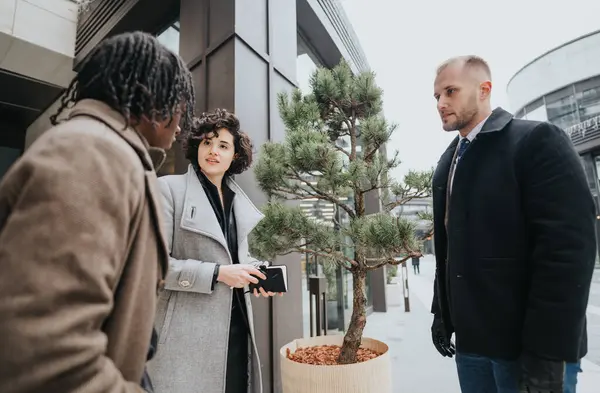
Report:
456,138,470,163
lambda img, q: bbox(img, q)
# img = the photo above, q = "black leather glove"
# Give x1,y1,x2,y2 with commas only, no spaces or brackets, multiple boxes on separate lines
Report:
431,314,455,358
519,352,564,393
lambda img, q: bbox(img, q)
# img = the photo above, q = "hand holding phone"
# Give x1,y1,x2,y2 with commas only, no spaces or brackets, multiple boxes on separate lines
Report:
217,264,266,288
249,265,288,296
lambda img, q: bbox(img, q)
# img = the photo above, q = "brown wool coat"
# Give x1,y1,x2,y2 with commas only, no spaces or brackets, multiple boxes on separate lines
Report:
0,99,169,393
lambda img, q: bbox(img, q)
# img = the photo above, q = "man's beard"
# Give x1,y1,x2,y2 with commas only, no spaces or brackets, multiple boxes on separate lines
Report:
442,97,479,132
443,109,477,131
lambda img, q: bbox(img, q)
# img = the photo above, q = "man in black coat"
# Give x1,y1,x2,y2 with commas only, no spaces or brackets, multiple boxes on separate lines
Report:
430,55,596,393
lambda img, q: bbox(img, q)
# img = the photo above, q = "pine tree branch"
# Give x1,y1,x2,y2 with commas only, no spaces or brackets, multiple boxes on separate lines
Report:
363,147,378,163
360,168,388,195
363,125,395,163
289,168,356,218
272,187,320,201
329,99,353,137
364,236,423,270
349,111,357,161
363,141,385,163
364,250,421,270
333,143,351,158
289,247,359,267
384,190,429,211
364,257,395,269
332,215,342,229
362,181,392,194
279,240,315,256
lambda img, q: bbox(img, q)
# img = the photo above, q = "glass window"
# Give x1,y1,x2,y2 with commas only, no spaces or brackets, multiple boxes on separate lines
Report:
523,104,548,122
578,89,600,122
592,155,600,202
157,21,180,55
590,154,600,265
525,98,544,114
156,20,181,177
297,35,320,95
546,86,579,130
0,147,21,181
576,76,600,123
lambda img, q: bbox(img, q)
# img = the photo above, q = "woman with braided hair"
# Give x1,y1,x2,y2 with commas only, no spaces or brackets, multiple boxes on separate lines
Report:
0,31,194,393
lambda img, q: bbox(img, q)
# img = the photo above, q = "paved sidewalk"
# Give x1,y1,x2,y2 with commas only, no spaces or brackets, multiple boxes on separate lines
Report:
363,265,460,392
363,255,600,392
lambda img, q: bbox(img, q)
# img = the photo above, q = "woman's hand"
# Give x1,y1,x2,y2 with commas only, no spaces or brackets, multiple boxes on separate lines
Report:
217,264,266,288
252,288,284,298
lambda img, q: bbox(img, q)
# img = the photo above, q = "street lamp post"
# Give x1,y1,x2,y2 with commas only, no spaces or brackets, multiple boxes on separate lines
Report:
401,261,410,312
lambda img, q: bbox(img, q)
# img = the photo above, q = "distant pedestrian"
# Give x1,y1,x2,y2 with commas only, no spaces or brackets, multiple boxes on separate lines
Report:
430,55,595,393
0,31,195,393
412,256,421,274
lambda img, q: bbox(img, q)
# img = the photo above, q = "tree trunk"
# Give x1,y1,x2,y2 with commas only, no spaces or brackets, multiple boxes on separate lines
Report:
338,268,367,364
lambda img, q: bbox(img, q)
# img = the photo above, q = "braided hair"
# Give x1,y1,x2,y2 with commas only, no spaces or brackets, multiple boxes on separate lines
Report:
50,31,195,132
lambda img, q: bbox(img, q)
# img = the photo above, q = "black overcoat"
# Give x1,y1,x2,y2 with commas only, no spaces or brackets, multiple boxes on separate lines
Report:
431,107,596,362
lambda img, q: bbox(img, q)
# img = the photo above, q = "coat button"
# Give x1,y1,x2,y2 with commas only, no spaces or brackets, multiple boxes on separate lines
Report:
179,280,191,288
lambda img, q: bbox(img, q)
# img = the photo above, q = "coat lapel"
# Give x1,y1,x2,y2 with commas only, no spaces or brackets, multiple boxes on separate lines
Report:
433,137,459,191
433,137,459,231
451,107,514,189
480,107,513,134
227,179,265,248
179,165,265,255
180,167,228,250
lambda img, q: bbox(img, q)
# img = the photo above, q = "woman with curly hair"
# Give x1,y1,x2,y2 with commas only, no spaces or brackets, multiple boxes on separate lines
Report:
149,109,278,393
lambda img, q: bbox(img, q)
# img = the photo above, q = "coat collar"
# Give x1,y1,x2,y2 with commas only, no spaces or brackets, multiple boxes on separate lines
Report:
433,107,513,189
180,164,264,252
480,107,513,134
66,99,167,171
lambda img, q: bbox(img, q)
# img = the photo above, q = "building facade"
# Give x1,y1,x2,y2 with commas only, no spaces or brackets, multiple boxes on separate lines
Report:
507,29,600,264
0,0,377,391
0,0,77,178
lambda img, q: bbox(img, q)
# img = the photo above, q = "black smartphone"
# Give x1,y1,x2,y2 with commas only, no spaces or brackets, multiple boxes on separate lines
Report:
249,265,288,293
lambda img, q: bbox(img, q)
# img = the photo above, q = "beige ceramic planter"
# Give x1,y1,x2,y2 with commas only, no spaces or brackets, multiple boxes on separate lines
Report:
280,335,391,393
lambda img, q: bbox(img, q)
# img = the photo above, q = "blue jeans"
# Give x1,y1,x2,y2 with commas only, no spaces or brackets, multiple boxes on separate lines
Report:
564,362,582,393
456,352,581,393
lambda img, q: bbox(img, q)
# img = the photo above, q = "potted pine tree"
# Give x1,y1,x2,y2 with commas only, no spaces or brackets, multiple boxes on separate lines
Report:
250,60,432,393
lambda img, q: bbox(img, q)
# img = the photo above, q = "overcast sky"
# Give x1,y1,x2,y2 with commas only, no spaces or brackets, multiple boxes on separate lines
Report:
336,0,600,181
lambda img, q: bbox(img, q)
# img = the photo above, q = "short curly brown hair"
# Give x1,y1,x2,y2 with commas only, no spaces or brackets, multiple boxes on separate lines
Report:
184,108,253,176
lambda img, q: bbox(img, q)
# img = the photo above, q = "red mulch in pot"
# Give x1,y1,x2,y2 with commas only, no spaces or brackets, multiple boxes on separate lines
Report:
286,345,381,365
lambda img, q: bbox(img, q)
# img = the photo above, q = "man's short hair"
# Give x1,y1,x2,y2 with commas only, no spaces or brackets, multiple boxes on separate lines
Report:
436,55,492,80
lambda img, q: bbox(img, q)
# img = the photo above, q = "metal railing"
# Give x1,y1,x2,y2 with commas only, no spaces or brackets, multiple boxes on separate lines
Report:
565,115,600,146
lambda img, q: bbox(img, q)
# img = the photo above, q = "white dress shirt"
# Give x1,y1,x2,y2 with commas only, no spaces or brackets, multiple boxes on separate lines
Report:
449,115,490,192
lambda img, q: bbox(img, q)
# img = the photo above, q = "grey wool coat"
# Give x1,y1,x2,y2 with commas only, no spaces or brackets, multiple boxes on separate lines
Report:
147,165,265,393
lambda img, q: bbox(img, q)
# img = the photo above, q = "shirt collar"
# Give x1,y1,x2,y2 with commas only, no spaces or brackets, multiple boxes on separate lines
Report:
460,115,490,142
